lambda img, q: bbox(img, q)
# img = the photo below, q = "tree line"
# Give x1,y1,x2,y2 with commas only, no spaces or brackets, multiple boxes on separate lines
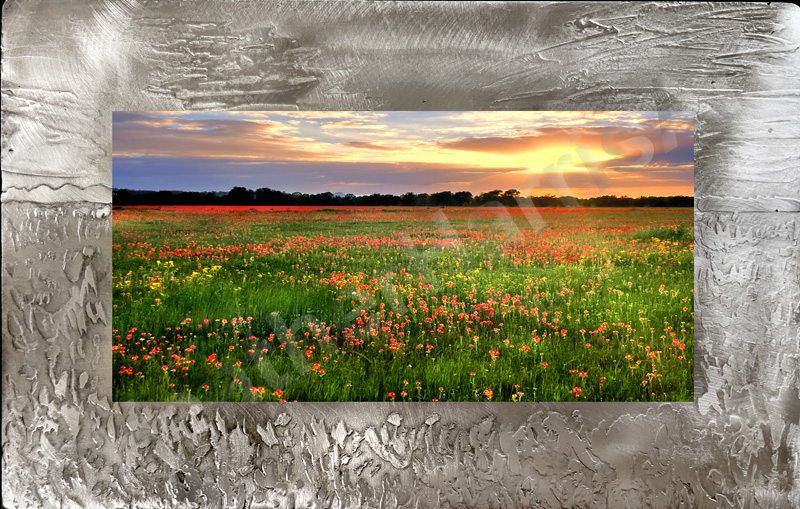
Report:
112,187,693,208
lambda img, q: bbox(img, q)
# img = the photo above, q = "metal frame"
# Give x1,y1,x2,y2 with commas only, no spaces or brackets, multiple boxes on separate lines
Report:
2,2,798,507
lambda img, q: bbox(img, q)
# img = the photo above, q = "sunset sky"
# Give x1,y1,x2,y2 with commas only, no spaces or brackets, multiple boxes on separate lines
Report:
113,111,694,197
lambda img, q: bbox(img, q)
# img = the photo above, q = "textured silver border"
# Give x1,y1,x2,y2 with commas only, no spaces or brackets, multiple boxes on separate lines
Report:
2,2,799,507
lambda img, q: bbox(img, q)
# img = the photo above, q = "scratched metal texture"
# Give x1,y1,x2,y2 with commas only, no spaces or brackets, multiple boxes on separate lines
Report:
2,1,799,507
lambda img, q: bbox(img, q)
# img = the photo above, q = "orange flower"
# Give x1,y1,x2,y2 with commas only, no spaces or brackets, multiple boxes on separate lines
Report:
484,388,494,401
572,387,582,397
388,392,396,401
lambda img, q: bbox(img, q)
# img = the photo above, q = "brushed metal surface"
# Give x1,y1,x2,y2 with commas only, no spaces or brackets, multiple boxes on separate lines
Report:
2,1,799,507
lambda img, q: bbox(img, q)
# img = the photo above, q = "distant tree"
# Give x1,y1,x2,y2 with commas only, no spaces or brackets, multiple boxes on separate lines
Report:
227,186,254,205
309,192,334,206
292,192,310,206
113,189,132,205
453,191,473,206
500,189,521,206
113,187,693,208
148,190,176,205
255,187,291,205
532,194,560,207
475,189,503,205
431,191,454,207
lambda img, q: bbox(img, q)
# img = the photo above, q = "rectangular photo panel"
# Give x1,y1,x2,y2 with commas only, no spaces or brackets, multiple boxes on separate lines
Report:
112,111,694,402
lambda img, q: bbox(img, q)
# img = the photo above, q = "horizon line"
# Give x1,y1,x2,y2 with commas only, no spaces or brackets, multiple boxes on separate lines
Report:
112,187,694,200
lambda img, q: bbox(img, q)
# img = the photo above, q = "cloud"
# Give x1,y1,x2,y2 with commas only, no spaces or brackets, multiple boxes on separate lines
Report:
591,143,695,180
112,111,694,197
437,125,694,163
223,111,388,121
322,121,389,130
437,131,575,154
341,141,404,151
113,115,331,161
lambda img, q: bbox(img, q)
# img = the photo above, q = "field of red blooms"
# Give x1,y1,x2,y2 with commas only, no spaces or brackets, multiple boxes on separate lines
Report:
113,206,694,402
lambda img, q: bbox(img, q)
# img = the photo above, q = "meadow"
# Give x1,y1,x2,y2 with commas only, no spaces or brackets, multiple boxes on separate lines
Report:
112,206,694,402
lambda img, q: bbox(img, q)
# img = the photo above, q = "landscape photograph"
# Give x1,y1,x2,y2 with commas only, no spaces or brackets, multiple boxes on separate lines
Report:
112,111,694,402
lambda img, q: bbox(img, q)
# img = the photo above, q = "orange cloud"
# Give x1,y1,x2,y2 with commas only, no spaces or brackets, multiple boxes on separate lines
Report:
342,141,404,151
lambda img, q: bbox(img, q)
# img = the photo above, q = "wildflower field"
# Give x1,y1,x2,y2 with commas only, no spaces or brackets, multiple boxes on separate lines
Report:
112,206,693,402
